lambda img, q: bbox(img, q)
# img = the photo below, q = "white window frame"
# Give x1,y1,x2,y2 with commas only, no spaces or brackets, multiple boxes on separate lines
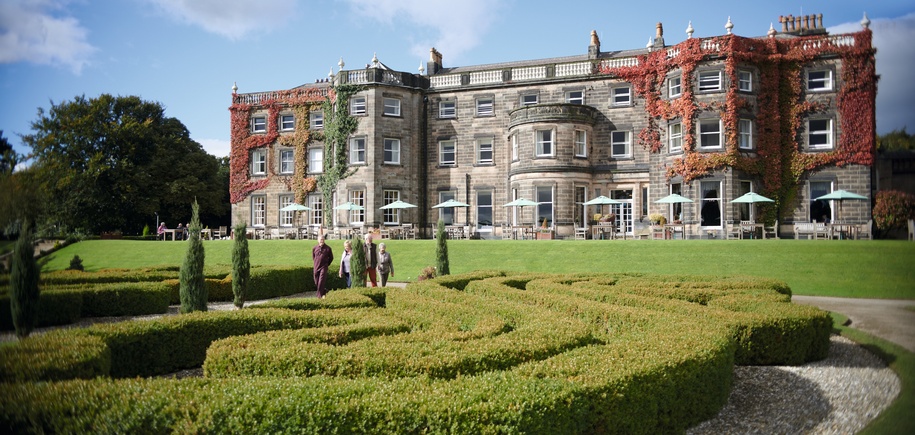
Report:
383,138,401,164
807,70,833,91
383,190,401,225
350,96,366,115
476,190,493,232
511,134,519,161
280,149,294,174
439,100,456,118
698,71,721,92
308,147,323,173
439,140,456,166
738,119,754,150
566,90,584,105
535,129,554,157
439,191,456,225
698,119,723,149
476,98,494,117
280,114,295,131
307,194,323,226
383,98,401,116
535,186,554,228
309,111,323,129
251,149,266,175
738,70,753,92
668,123,682,153
252,115,267,133
251,195,266,227
279,194,294,227
349,137,366,164
521,94,538,106
669,76,682,98
349,190,365,224
574,130,588,157
699,181,722,228
612,86,631,106
808,119,834,150
611,131,631,158
476,137,493,164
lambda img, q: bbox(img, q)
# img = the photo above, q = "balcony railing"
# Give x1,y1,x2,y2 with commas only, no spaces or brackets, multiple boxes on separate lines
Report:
233,87,329,105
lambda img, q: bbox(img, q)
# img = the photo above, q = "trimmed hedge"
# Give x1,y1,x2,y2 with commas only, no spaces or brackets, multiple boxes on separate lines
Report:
0,272,832,433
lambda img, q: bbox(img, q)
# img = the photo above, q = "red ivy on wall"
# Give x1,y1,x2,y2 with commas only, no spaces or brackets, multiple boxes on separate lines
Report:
228,88,330,204
600,30,876,218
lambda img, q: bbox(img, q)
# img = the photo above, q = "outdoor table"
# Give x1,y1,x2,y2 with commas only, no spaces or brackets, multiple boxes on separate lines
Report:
591,223,616,240
664,223,685,239
513,226,534,240
739,223,764,239
163,229,178,241
829,223,856,240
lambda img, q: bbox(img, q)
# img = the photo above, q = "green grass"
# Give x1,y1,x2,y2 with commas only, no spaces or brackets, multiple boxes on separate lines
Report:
37,238,915,299
831,312,915,435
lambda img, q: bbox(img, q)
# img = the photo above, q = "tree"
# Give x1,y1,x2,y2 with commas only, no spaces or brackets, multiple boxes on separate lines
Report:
232,221,250,309
10,224,40,339
21,94,228,235
873,190,915,238
0,130,19,175
179,200,207,313
436,219,450,276
350,234,367,288
317,84,361,231
877,128,915,152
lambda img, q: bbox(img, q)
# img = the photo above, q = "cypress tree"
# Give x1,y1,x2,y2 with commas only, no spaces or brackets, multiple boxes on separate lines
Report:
232,221,250,309
11,224,40,339
349,234,367,288
436,219,450,276
179,200,207,313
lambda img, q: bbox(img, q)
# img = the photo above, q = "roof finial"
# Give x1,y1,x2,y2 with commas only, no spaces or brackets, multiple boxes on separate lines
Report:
768,23,776,37
328,68,334,79
338,57,345,71
646,37,653,51
231,81,238,93
861,12,871,29
725,16,734,34
418,61,424,74
686,21,694,39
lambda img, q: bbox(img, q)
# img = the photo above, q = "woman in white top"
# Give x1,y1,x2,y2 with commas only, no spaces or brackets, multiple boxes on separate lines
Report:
338,240,353,288
377,242,394,287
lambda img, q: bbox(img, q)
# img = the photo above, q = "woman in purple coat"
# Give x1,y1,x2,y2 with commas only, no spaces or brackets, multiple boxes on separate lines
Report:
312,235,334,298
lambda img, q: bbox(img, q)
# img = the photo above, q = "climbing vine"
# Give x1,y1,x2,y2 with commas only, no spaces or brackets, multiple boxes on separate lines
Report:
600,29,876,222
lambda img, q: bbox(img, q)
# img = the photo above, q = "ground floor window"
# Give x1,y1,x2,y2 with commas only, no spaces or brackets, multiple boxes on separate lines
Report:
279,194,294,227
349,190,365,224
251,195,266,227
477,190,493,232
439,191,456,225
383,190,400,225
610,189,633,233
810,181,833,222
574,186,586,227
308,195,323,226
536,186,553,228
700,181,721,227
737,181,753,221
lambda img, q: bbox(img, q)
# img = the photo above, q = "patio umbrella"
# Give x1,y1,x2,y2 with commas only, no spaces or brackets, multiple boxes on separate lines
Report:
379,200,418,210
814,189,868,222
503,198,539,227
333,202,365,211
583,195,622,217
654,193,694,204
279,203,311,211
431,199,470,209
730,192,774,204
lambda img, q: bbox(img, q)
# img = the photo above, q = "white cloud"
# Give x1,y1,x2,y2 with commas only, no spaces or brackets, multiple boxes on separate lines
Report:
0,0,96,74
196,138,230,158
830,13,915,133
144,0,296,41
345,0,505,63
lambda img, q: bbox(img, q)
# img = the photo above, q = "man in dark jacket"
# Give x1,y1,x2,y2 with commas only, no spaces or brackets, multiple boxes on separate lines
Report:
364,233,378,287
312,235,334,298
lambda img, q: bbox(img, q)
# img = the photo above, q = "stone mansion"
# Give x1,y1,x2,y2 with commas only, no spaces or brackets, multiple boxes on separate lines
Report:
229,13,876,239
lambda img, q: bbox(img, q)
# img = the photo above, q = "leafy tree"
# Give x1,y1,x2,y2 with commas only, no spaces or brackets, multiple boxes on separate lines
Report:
317,85,360,231
232,221,250,309
350,234,367,288
877,128,915,152
873,190,915,237
179,200,206,313
11,224,40,339
0,130,19,175
21,94,228,235
436,219,450,276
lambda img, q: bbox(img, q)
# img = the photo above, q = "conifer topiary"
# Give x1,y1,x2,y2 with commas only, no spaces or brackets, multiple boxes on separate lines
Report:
436,219,450,276
67,255,84,271
11,224,40,339
350,234,367,288
232,221,250,309
179,200,207,313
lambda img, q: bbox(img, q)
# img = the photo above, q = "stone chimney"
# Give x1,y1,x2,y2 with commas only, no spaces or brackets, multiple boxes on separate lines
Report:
779,13,827,35
588,30,600,59
653,22,665,48
427,48,443,75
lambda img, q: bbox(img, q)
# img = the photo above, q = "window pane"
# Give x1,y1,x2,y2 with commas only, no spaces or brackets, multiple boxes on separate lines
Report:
349,190,365,223
384,138,400,164
738,71,752,92
739,119,753,149
567,91,584,104
280,150,294,173
699,71,720,91
574,130,587,157
700,182,721,227
440,101,456,118
476,99,493,116
521,94,538,106
252,196,266,227
308,195,323,226
477,190,493,229
281,115,295,131
350,97,366,115
440,140,455,165
536,186,553,227
383,190,400,224
478,138,493,164
669,77,681,97
310,112,323,129
350,138,365,163
536,130,553,156
383,98,400,116
669,123,682,152
699,120,721,148
613,87,630,106
810,181,832,222
252,116,266,132
611,131,630,157
439,192,455,224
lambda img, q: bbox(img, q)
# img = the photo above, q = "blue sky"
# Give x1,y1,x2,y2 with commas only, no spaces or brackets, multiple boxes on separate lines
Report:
2,0,914,161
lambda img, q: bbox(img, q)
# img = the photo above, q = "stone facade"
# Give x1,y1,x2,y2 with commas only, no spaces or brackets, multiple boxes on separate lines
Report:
231,16,875,239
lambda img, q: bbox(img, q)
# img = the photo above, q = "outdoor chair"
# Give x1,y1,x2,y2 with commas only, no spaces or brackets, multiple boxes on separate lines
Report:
402,224,416,240
856,220,872,240
650,225,665,240
574,227,587,240
764,220,778,239
908,219,914,241
726,222,741,240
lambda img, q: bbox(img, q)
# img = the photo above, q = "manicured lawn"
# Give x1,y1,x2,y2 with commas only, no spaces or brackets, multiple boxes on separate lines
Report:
39,238,915,299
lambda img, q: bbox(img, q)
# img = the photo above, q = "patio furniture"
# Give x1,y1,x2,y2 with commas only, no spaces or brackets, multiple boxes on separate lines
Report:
856,220,872,240
764,220,778,239
650,225,665,240
909,219,914,241
574,227,587,240
501,223,513,240
664,223,685,239
726,221,741,240
401,224,416,240
793,222,828,240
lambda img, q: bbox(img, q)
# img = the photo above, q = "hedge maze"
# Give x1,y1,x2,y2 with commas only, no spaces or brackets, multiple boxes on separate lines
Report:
0,270,831,433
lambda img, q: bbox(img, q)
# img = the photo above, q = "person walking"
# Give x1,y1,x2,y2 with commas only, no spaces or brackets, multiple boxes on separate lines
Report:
364,233,378,287
377,242,394,287
312,235,334,298
338,240,353,288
